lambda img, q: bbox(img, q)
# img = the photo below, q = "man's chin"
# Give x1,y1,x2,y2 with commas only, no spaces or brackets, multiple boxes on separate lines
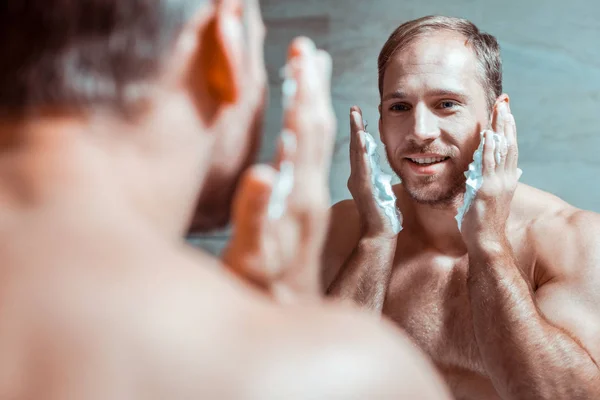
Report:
410,193,460,208
403,181,465,207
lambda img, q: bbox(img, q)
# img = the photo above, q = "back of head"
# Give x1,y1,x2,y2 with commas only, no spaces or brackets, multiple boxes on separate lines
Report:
378,15,502,111
0,0,203,116
0,0,269,235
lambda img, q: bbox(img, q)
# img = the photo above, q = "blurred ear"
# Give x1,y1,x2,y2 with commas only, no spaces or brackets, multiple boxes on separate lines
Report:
188,0,244,111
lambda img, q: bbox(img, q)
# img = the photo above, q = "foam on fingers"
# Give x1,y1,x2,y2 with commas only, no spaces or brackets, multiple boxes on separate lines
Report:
455,131,523,231
362,121,403,234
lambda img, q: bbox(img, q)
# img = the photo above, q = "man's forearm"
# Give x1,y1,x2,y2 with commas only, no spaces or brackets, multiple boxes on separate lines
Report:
468,242,600,400
327,237,396,311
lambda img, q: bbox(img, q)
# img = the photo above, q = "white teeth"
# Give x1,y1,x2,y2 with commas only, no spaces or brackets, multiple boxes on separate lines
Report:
410,157,447,164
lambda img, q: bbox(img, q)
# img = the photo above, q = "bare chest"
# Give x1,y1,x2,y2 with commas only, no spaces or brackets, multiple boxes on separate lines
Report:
383,255,486,375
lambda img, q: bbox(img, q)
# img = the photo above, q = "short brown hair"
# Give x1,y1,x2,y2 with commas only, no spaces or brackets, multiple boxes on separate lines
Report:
0,0,204,115
377,15,502,110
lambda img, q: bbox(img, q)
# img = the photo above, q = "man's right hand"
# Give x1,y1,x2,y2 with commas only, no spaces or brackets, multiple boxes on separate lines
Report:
222,37,335,303
321,107,398,308
347,106,399,241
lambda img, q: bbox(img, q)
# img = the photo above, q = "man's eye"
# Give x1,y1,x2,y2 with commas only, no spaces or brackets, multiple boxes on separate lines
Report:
439,101,457,109
390,103,410,112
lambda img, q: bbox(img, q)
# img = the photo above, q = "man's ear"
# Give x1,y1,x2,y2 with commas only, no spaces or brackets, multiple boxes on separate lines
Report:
190,0,244,107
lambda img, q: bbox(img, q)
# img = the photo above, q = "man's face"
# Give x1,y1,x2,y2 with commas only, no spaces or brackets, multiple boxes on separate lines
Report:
189,0,268,233
379,31,490,206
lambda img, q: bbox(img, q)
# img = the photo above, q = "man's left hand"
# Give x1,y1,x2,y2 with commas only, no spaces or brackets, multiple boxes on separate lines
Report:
461,99,521,250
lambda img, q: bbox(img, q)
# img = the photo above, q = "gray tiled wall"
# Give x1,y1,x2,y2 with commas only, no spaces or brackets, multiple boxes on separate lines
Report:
190,0,600,255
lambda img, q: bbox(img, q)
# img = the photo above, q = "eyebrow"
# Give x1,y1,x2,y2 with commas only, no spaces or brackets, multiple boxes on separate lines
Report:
381,90,408,102
381,89,470,102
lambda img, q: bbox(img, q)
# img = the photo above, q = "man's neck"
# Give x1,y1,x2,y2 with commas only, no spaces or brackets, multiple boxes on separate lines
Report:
0,114,195,240
396,185,468,256
0,116,103,203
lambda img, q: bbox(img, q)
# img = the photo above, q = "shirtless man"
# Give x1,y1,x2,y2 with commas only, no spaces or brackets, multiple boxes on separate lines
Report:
0,1,452,399
323,15,600,400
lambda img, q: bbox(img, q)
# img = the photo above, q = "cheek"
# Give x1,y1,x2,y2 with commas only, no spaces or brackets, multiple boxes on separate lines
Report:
380,116,406,147
462,134,482,160
439,112,484,149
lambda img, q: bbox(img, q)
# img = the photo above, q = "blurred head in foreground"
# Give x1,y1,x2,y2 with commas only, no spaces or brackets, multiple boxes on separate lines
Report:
0,0,268,235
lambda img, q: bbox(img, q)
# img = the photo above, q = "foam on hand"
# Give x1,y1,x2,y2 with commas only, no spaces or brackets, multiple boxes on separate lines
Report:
280,62,297,110
455,132,523,231
363,122,403,234
267,141,295,220
267,64,298,220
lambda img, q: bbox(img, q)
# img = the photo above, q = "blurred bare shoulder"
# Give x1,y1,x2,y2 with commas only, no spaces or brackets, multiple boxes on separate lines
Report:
0,232,265,399
0,239,450,399
174,253,452,399
244,302,453,400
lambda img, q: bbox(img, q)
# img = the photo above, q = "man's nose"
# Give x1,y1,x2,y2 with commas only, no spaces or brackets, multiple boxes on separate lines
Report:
410,103,440,142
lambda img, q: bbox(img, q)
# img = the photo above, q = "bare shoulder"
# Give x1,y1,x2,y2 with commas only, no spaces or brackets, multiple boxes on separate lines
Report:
328,198,361,236
512,183,580,235
175,250,451,399
511,183,572,224
0,241,450,399
321,199,362,289
238,301,452,400
0,240,268,399
516,183,600,281
116,249,452,399
518,188,600,362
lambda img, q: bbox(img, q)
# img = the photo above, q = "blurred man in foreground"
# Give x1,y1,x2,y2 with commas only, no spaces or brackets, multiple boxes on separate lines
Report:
0,1,450,399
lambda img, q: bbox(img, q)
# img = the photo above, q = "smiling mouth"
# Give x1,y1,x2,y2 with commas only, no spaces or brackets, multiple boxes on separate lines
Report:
407,156,450,166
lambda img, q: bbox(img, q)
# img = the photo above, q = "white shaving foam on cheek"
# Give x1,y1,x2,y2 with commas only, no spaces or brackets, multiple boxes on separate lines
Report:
455,132,523,231
363,123,403,234
455,132,487,231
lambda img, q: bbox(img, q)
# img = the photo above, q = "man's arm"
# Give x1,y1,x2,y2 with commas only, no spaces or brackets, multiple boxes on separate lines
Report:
322,107,400,311
467,209,600,400
461,100,600,399
327,235,396,311
321,200,396,311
